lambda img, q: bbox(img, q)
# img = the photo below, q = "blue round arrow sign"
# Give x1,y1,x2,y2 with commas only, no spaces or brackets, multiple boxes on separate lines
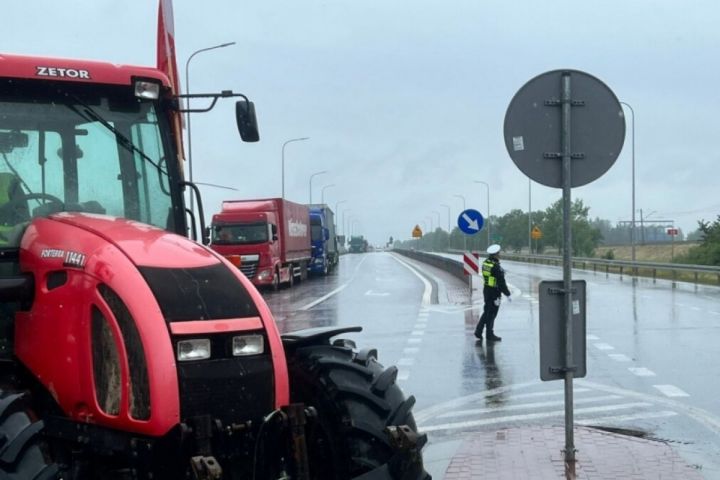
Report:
457,209,484,235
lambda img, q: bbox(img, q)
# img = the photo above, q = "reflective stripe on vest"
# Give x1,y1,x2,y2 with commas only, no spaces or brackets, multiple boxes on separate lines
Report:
482,260,497,287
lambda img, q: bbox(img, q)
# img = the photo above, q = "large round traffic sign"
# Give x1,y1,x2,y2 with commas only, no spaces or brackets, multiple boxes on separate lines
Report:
503,69,625,188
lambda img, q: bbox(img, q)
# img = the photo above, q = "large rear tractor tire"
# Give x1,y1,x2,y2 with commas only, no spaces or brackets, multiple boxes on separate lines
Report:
287,343,430,479
0,389,59,479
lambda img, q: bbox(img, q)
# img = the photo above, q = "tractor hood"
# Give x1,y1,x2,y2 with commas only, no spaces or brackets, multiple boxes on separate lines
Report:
48,212,218,269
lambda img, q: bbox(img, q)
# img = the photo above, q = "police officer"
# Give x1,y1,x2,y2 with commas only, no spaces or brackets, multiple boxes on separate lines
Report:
474,244,511,342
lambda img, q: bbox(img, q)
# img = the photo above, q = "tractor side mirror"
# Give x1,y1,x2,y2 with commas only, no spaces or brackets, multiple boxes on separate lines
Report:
235,100,260,143
271,224,278,242
323,228,330,241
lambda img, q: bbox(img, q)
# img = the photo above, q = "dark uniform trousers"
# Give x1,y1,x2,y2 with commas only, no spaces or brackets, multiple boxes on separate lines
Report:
475,288,501,337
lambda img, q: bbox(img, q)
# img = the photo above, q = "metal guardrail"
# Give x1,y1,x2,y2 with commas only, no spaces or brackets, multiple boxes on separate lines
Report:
393,249,465,282
445,248,720,285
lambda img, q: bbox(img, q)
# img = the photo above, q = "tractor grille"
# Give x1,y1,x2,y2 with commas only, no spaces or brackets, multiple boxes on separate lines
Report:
238,261,258,279
176,335,274,424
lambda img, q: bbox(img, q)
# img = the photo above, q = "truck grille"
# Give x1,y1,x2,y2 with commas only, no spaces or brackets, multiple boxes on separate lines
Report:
239,261,258,279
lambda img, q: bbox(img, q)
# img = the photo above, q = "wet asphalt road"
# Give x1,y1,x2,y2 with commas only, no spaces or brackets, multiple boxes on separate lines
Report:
261,251,720,476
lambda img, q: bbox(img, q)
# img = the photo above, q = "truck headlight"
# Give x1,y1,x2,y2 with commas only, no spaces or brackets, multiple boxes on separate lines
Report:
257,269,271,280
177,339,211,361
232,334,264,356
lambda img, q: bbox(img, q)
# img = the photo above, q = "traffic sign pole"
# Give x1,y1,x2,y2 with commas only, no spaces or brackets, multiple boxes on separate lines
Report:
560,72,576,463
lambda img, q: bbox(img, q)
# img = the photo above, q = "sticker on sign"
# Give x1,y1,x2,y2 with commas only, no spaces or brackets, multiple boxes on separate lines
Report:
512,136,524,151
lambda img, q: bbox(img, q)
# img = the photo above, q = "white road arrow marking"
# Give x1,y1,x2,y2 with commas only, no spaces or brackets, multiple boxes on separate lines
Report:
462,213,480,230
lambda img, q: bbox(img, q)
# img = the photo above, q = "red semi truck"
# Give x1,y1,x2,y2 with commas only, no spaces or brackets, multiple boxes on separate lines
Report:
210,198,312,289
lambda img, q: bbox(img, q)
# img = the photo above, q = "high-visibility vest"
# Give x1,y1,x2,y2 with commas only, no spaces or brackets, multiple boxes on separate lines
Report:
482,259,497,287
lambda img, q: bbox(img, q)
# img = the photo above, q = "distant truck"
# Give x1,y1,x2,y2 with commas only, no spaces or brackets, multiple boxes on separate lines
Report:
307,204,338,275
210,198,311,289
349,235,369,253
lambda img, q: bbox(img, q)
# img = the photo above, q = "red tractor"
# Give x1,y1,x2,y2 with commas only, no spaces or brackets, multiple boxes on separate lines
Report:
0,3,428,479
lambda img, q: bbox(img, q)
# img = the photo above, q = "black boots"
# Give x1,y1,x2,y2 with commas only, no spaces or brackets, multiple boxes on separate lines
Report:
487,333,502,342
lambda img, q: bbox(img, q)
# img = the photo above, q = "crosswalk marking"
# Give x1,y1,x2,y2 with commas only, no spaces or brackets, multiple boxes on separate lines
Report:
608,353,631,362
576,410,677,425
653,385,690,397
420,402,653,432
594,343,615,351
628,367,656,377
436,395,623,419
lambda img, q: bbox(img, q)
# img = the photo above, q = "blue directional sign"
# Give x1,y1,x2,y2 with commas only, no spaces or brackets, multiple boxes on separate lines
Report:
457,209,484,235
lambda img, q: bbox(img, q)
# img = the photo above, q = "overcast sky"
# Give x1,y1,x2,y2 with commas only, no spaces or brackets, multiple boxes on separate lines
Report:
3,1,719,245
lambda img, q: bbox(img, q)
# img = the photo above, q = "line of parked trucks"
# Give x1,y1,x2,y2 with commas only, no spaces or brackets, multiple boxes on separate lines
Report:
209,198,343,289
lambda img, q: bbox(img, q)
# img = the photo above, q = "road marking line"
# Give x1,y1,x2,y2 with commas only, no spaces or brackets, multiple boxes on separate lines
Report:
576,410,677,425
653,385,690,397
398,370,410,381
710,311,720,315
628,367,656,377
594,343,615,351
436,395,623,419
420,402,652,432
512,388,591,400
414,323,427,330
608,353,632,362
691,306,702,311
390,253,432,306
407,338,422,344
403,347,420,354
298,255,369,310
298,284,348,311
397,358,415,366
411,330,425,336
586,334,600,340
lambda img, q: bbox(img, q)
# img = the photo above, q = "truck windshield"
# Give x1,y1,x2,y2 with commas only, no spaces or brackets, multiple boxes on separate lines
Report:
310,217,323,242
0,79,174,247
212,223,269,245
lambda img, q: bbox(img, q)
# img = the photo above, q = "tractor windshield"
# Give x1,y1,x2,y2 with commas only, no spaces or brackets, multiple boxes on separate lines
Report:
0,79,177,247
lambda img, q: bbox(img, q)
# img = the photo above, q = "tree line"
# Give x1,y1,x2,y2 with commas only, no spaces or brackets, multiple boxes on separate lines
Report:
396,199,719,265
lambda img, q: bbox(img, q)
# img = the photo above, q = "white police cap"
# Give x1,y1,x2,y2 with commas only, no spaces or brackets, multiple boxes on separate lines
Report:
486,244,501,255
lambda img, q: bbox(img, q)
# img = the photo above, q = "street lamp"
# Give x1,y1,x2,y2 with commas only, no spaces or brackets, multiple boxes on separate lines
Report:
320,184,336,204
440,204,451,231
453,194,466,250
185,41,235,214
335,200,347,215
309,170,328,204
281,137,310,199
528,179,532,253
342,209,352,237
432,210,442,232
474,180,490,247
620,101,636,264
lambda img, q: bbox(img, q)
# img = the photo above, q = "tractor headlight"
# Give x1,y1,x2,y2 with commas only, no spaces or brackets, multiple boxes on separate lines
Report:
257,269,271,281
232,334,264,356
177,339,211,361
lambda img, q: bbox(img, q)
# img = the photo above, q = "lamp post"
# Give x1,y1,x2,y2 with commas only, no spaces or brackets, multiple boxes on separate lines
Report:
342,210,352,238
320,184,335,204
440,204,451,231
308,170,328,204
620,101,636,265
281,137,310,199
474,180,490,247
335,200,347,216
432,210,442,232
185,41,235,214
453,194,466,250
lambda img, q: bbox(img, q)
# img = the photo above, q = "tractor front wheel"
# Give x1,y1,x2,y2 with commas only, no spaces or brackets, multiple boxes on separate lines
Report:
286,343,429,479
0,389,59,479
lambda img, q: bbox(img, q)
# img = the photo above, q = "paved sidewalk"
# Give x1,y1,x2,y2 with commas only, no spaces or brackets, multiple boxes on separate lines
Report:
439,425,704,479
